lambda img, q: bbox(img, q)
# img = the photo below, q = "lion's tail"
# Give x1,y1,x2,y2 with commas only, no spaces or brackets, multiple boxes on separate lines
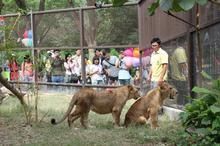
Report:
51,95,77,125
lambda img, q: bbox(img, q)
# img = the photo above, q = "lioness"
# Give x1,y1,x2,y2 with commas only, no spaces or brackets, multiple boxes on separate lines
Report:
51,85,140,128
124,82,177,129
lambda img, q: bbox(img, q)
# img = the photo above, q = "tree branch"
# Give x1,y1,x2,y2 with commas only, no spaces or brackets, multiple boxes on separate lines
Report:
0,74,26,105
209,0,220,6
165,11,197,29
0,0,4,14
15,0,27,11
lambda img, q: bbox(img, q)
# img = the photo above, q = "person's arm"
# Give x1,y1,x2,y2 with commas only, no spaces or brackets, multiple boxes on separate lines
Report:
90,66,99,76
64,62,70,71
147,66,152,82
179,62,188,78
115,59,120,68
158,63,168,85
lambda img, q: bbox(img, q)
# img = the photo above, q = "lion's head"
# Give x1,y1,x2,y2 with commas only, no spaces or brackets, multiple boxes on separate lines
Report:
127,85,140,100
159,82,178,99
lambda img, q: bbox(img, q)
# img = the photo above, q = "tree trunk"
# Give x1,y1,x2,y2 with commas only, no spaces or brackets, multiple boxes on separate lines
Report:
0,0,4,14
0,74,26,105
196,4,202,86
15,0,27,11
0,0,45,107
67,0,98,60
85,0,97,61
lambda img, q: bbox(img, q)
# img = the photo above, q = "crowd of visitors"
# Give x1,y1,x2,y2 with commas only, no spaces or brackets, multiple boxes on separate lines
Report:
1,48,151,86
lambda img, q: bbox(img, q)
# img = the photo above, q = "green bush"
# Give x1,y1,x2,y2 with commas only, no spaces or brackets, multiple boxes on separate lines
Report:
179,79,220,145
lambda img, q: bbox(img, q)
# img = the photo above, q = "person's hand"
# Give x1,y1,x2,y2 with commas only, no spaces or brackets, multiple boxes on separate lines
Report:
147,76,151,84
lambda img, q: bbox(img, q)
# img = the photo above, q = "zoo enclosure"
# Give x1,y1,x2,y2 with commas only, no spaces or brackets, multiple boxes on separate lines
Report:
0,0,220,108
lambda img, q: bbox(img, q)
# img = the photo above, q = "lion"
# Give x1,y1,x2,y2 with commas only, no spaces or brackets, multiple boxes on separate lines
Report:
124,82,177,129
51,85,140,128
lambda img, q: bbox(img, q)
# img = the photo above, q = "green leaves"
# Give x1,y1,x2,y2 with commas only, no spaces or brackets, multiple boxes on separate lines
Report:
196,0,208,5
112,0,128,7
192,87,220,97
159,0,173,11
148,0,159,16
147,0,209,15
210,105,220,114
179,0,195,11
201,70,213,80
180,79,220,145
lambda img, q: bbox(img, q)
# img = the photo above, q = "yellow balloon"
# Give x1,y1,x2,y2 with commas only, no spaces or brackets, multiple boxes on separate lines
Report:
133,48,140,57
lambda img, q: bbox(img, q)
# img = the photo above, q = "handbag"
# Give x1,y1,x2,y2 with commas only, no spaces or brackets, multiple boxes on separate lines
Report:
105,60,119,77
70,74,79,83
86,76,92,84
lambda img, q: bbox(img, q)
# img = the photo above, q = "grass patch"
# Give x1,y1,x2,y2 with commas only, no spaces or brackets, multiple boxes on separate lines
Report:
0,91,185,145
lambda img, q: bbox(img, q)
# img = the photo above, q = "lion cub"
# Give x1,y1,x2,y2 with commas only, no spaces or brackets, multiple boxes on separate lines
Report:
124,82,177,129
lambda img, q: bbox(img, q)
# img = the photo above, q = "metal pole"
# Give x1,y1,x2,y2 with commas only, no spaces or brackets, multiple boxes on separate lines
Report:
80,9,86,87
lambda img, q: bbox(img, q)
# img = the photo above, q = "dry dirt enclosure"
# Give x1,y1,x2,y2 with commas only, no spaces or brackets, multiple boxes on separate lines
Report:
0,90,184,146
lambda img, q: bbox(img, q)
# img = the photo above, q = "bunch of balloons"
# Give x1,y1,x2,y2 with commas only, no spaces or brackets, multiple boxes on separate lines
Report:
21,29,33,47
122,47,152,68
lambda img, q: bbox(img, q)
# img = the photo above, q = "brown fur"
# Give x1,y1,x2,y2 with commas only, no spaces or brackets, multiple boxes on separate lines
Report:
51,85,140,128
124,82,177,129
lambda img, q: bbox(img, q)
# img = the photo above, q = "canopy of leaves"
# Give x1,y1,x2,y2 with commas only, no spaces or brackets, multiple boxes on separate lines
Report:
109,0,209,16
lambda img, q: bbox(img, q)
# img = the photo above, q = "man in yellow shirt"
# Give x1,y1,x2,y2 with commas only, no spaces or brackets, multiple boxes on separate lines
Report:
170,44,188,106
147,37,168,89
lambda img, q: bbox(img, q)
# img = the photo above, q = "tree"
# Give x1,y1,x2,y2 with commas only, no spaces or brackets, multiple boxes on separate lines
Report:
0,0,46,117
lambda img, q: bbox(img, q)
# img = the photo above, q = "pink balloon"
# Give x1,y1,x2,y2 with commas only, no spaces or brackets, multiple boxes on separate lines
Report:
123,48,133,57
142,56,151,67
142,47,153,57
123,57,133,68
132,57,140,68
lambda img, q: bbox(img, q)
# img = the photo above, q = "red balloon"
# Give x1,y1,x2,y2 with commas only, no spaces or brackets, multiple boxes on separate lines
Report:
23,30,28,38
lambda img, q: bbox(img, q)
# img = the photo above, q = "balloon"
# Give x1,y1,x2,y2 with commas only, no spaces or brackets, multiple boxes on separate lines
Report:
123,56,133,68
28,30,32,38
142,56,151,67
142,47,153,57
23,30,28,38
123,48,133,57
22,38,33,47
132,57,140,68
133,48,140,58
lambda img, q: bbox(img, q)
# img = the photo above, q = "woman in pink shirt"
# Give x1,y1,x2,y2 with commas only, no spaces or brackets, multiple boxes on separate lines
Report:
21,55,33,82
